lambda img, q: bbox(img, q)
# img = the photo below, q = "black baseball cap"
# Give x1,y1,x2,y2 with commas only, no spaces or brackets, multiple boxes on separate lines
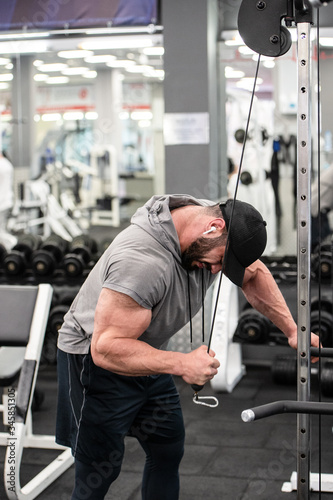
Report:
219,199,267,287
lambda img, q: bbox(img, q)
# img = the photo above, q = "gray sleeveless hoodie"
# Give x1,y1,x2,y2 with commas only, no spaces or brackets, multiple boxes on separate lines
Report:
57,194,216,354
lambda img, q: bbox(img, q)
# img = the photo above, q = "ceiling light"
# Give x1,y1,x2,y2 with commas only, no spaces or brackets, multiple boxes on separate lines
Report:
82,71,97,79
236,79,262,91
143,69,165,78
263,60,275,68
62,67,89,75
46,76,69,84
319,37,333,47
0,58,10,66
225,66,245,78
38,63,68,72
142,46,164,56
33,60,44,67
85,112,98,120
238,45,256,56
0,83,9,90
34,73,49,81
131,111,153,120
126,65,153,73
41,113,62,121
84,55,116,64
106,60,136,68
63,111,84,121
58,50,93,59
80,37,154,51
119,111,130,120
240,77,263,85
0,74,13,81
0,40,48,53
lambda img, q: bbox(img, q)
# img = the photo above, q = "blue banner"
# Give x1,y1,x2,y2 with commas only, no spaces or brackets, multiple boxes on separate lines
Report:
0,0,158,31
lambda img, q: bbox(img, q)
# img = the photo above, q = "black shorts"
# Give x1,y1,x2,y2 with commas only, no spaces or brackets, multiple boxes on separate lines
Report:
56,349,185,465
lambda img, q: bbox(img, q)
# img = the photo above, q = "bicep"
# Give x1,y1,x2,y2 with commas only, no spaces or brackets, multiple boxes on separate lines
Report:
93,287,152,343
241,260,276,308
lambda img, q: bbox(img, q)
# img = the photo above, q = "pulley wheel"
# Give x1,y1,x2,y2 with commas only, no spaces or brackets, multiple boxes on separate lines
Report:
279,26,292,57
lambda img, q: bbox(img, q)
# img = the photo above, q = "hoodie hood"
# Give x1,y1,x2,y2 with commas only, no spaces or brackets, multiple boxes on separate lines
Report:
131,194,213,262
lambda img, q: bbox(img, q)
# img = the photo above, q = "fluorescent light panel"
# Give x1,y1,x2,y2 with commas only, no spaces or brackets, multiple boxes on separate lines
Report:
61,67,89,75
80,37,154,50
84,55,116,63
38,63,68,72
46,76,69,84
58,50,93,59
106,59,136,68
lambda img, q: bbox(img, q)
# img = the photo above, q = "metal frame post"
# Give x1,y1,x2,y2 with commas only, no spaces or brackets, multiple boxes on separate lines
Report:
296,21,312,499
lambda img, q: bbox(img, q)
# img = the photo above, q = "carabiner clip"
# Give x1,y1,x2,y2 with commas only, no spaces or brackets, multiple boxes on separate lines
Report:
192,392,219,408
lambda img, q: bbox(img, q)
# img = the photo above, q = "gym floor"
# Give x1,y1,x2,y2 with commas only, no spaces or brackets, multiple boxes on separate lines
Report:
1,363,333,499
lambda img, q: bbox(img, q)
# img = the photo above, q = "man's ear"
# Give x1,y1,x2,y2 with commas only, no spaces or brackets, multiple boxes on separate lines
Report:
203,219,225,236
211,218,226,233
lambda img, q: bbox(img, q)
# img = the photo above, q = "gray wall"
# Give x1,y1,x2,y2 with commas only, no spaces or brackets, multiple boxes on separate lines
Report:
162,0,228,200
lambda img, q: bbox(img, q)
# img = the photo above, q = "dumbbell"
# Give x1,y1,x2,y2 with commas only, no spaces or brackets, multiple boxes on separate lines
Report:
31,234,69,277
271,355,333,398
0,243,7,267
240,171,253,186
63,235,98,277
48,294,74,337
3,234,41,276
271,355,298,385
312,238,333,283
233,308,271,344
310,297,333,348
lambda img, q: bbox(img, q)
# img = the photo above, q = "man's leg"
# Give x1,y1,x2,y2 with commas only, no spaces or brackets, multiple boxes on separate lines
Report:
139,438,184,500
131,374,185,500
72,457,123,500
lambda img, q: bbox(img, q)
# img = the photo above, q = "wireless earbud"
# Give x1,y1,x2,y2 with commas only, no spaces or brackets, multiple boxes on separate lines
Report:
203,227,217,235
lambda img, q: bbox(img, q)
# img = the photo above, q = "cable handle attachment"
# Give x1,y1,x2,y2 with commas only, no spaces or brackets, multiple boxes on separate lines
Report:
191,383,204,392
191,384,219,408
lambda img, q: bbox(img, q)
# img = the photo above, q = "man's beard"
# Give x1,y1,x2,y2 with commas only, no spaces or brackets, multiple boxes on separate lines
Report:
181,236,223,271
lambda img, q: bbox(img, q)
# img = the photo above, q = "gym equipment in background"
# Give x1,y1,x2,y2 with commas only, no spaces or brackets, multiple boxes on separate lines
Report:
31,234,69,277
209,275,246,393
63,234,98,277
3,234,41,277
0,284,74,499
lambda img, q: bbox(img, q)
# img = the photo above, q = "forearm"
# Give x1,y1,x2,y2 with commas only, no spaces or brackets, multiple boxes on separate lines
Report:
91,335,220,386
92,335,185,377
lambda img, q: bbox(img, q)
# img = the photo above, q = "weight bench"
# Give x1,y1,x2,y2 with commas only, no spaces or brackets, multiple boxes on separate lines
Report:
0,284,74,499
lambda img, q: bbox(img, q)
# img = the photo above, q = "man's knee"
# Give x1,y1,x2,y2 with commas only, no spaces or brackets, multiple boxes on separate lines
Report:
72,458,122,500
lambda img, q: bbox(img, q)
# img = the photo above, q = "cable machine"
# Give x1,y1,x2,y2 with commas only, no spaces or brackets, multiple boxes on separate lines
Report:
237,0,333,497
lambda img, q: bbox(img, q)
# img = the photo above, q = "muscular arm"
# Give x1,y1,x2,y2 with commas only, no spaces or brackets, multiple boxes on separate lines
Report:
91,287,220,384
241,260,320,357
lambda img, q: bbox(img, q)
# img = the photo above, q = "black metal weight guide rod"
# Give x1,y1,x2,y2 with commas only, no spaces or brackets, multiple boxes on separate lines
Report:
237,1,333,498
